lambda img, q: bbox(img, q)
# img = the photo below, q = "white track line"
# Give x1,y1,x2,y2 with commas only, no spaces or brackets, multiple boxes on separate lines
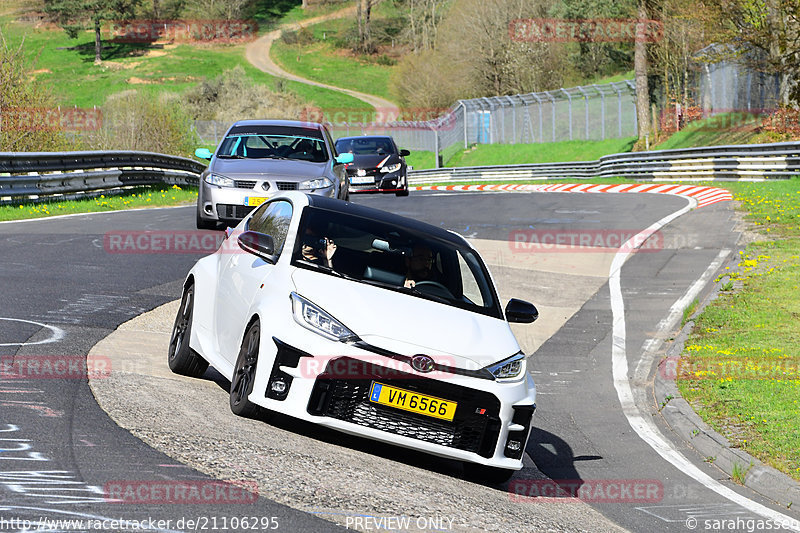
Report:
608,197,800,529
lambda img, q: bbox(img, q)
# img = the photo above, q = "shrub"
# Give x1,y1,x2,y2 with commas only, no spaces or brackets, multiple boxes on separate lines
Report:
89,90,197,156
182,65,309,122
0,35,72,152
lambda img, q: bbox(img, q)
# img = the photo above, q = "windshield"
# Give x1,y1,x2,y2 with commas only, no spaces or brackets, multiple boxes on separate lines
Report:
335,137,395,155
292,207,502,318
218,126,328,163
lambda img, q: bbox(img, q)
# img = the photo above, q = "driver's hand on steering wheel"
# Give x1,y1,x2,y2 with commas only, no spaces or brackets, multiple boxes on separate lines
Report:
404,279,415,288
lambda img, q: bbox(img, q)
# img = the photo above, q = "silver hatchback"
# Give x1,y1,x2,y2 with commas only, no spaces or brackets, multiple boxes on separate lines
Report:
194,119,353,229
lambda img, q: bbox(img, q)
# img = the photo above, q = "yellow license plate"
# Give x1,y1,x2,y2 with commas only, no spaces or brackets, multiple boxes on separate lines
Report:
369,382,457,421
245,197,268,207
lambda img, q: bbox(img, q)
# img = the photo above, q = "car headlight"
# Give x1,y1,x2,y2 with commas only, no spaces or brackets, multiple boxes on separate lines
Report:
299,177,332,190
380,163,402,173
290,292,357,342
485,352,526,380
204,173,234,187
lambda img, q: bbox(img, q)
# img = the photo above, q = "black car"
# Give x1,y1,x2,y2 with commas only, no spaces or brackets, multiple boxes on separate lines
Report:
334,135,410,197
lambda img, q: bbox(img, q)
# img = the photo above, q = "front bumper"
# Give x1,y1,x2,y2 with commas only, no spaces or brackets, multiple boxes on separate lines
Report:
348,170,407,194
201,182,334,222
251,333,536,469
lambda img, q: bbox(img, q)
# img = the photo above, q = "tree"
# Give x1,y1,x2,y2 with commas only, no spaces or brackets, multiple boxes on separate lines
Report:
707,0,800,105
391,0,568,107
355,0,381,53
634,0,651,144
398,0,451,52
45,0,140,64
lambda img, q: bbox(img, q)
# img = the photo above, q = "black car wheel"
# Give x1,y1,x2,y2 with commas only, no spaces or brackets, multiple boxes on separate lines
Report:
230,320,262,418
396,188,409,197
168,282,209,378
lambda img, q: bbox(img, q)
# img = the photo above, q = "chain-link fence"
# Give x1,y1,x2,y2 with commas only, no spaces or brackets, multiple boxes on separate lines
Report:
697,58,783,113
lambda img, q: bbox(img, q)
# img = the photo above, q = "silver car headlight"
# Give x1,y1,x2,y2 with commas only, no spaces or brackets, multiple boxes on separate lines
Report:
290,292,356,342
204,173,234,187
485,352,527,380
380,163,402,173
299,177,332,190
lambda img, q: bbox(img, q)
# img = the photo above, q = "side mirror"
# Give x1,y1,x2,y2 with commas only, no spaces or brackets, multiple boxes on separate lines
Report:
195,148,213,160
237,231,275,262
505,298,538,324
335,153,354,164
399,149,410,157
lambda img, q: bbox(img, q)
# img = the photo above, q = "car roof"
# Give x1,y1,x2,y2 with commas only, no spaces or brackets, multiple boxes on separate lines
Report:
231,119,323,130
304,194,465,245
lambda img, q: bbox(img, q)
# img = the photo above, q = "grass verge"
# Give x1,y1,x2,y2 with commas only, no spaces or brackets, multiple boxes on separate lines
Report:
0,185,198,222
676,177,800,481
445,138,637,167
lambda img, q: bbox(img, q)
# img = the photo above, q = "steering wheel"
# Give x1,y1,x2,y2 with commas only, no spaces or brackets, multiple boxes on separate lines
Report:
413,280,453,298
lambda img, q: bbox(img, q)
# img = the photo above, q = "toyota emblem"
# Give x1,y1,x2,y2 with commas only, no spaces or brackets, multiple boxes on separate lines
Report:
410,355,435,373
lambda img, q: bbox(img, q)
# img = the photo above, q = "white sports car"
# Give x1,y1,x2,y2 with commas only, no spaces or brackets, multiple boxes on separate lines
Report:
168,191,539,482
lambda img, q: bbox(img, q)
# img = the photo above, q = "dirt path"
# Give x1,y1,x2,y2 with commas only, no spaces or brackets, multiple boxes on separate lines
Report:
245,7,400,115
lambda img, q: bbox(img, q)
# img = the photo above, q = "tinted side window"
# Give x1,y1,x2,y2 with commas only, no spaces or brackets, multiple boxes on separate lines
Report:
248,200,293,256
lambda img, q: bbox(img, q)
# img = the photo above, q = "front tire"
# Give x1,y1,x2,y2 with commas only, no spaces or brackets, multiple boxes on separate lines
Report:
230,320,262,418
168,283,209,378
196,207,218,230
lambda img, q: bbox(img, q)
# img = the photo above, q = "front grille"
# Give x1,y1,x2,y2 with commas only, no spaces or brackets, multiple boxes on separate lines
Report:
347,168,380,177
308,357,501,457
276,181,298,191
216,203,256,220
234,180,257,189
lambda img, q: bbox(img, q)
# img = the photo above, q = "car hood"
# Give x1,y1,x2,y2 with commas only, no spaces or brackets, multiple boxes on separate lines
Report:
291,268,520,370
209,158,327,178
348,154,400,169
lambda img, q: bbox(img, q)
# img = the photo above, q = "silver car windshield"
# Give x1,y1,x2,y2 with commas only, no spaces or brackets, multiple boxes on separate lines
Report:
292,207,502,319
218,133,328,163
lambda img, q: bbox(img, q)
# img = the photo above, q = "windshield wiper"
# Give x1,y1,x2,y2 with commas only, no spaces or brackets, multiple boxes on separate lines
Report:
401,286,451,305
295,259,346,279
253,155,290,160
216,154,246,159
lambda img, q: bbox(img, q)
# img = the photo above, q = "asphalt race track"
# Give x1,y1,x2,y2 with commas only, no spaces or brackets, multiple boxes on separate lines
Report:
1,190,799,532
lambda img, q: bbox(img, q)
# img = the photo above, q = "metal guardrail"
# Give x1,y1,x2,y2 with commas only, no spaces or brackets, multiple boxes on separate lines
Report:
0,151,206,202
1,142,797,203
408,141,800,183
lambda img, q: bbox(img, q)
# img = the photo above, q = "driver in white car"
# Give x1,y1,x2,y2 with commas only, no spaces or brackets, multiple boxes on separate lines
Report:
403,244,438,288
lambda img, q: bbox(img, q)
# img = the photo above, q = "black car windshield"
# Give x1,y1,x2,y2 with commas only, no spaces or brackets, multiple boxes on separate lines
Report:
292,207,502,319
218,126,328,163
335,137,395,155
